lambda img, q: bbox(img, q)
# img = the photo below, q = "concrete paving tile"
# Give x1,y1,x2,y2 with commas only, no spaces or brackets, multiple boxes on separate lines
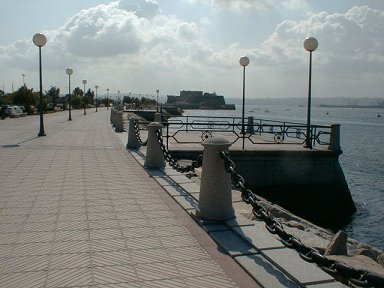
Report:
4,254,50,273
235,254,300,288
49,252,91,269
141,278,187,287
233,223,284,250
176,258,228,277
122,227,155,239
210,230,258,256
46,267,93,287
173,195,199,210
53,240,90,254
125,236,162,250
307,282,348,287
92,250,132,267
225,212,255,227
184,275,237,288
160,235,199,248
131,248,171,264
136,261,180,281
91,228,123,240
168,174,194,184
263,248,335,284
91,238,127,252
93,265,137,284
0,271,47,288
179,182,200,193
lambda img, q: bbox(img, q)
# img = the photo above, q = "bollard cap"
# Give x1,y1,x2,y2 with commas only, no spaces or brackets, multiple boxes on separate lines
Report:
202,137,231,147
148,122,163,128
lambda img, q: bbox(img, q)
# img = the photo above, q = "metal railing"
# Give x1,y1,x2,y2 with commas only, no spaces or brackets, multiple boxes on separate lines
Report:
161,115,332,149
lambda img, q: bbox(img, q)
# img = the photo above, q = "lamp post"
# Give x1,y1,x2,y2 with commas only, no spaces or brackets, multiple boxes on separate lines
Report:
66,68,73,121
95,85,98,112
33,33,47,136
156,89,159,112
239,56,249,150
303,37,318,149
82,79,87,115
106,88,109,110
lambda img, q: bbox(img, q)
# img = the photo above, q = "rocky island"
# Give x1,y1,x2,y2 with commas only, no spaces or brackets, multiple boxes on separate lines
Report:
165,90,235,110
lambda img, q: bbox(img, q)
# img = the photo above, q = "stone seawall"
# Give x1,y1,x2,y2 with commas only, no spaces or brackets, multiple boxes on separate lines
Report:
170,149,356,228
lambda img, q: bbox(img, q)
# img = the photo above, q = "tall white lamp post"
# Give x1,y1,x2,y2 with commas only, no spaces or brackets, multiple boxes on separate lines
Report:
106,88,109,110
303,37,318,149
239,56,250,150
33,33,47,136
95,85,98,112
82,79,87,115
66,68,73,121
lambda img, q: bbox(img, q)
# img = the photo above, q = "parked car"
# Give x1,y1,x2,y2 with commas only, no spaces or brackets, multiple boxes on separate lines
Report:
7,106,23,118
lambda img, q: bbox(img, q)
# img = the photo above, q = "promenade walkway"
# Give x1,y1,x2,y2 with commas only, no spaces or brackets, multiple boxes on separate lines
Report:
0,109,256,287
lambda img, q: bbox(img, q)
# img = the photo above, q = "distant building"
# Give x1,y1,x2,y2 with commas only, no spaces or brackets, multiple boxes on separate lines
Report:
166,90,235,110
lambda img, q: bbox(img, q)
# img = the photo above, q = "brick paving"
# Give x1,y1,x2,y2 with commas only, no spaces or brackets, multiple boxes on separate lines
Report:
0,109,257,288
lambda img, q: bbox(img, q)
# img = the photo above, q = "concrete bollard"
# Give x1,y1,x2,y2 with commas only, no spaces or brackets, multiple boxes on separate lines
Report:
126,118,141,149
154,112,162,123
144,122,165,168
246,116,254,135
115,111,124,133
329,124,341,151
197,138,234,221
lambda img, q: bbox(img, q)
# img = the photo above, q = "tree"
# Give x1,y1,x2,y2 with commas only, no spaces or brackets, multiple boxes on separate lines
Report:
12,86,38,114
45,86,60,108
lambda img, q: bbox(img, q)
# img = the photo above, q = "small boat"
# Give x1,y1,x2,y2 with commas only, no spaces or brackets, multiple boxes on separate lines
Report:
378,113,381,118
264,109,269,113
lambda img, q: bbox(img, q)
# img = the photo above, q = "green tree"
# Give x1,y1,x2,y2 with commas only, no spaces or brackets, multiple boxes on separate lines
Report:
71,95,82,109
45,86,60,108
12,86,38,114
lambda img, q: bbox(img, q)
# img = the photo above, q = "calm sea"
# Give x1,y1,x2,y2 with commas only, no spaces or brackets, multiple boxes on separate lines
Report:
182,104,384,251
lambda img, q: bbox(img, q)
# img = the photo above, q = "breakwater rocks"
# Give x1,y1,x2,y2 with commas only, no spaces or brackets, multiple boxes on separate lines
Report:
235,192,384,276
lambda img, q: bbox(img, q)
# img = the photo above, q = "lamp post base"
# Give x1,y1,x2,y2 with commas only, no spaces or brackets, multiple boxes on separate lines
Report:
38,131,46,137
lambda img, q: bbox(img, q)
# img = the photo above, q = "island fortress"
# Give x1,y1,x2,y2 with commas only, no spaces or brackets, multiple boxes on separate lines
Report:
166,90,236,110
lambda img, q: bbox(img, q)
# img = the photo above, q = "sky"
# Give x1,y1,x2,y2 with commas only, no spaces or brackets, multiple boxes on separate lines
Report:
0,0,383,101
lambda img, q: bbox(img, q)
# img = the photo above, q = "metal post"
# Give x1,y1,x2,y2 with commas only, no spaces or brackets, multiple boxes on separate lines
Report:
305,51,313,149
68,74,72,121
241,65,245,150
38,46,46,136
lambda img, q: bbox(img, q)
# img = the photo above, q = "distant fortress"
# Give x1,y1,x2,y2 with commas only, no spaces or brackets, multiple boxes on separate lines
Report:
166,90,235,110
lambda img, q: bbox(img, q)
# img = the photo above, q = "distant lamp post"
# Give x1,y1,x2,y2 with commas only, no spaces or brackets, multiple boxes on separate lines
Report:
33,33,47,136
156,89,159,112
303,37,318,149
239,56,249,150
95,85,98,112
106,88,109,110
66,68,73,121
82,79,87,115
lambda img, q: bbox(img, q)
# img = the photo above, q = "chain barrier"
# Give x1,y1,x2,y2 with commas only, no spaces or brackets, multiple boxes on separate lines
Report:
156,130,202,173
133,121,147,146
219,151,384,288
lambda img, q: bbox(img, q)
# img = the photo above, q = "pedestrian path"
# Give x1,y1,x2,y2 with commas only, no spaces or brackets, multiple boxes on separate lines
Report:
0,109,256,287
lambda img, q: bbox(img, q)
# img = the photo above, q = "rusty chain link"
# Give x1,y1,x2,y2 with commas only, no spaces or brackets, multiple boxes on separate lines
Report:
156,130,202,173
133,121,147,146
220,151,384,288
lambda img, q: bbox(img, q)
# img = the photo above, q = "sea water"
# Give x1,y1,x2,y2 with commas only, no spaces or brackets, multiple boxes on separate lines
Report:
182,104,384,251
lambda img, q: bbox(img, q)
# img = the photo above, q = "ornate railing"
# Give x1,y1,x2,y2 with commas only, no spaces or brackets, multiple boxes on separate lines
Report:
161,115,332,149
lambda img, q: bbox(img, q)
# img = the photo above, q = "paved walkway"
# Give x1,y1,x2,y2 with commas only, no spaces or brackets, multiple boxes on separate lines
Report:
0,109,257,288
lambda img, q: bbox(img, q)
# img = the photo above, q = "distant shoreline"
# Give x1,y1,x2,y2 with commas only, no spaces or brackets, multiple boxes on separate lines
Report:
318,104,384,109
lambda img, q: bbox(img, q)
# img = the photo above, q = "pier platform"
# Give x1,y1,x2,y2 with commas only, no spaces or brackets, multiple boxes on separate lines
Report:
0,109,346,287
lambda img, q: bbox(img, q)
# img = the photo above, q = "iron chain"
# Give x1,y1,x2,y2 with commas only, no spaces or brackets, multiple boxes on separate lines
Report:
219,151,384,288
133,121,147,146
156,130,202,173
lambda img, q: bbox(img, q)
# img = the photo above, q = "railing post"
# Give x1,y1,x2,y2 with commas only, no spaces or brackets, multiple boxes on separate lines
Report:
329,124,341,151
115,111,124,133
197,138,234,221
246,116,254,134
144,122,165,168
127,117,141,149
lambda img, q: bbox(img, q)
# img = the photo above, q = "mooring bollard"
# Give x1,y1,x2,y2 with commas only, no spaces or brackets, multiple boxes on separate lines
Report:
246,116,254,134
197,138,234,221
154,112,162,123
329,124,341,151
127,117,141,149
144,122,165,168
115,111,124,133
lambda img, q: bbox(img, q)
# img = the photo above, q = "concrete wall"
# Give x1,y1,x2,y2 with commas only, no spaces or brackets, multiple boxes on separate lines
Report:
170,149,356,229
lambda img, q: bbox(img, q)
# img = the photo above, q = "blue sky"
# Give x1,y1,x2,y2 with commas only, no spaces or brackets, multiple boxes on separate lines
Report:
1,0,383,100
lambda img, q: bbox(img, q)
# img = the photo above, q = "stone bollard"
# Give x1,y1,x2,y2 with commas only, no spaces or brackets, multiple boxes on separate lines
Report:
329,124,341,151
246,116,254,134
154,112,162,123
144,122,165,168
115,111,124,133
126,118,141,149
197,138,234,221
